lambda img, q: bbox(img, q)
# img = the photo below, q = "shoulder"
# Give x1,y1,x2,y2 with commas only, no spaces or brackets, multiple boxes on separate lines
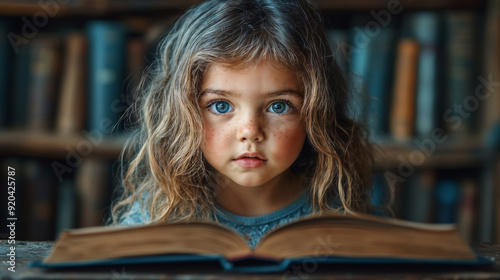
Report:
119,198,151,225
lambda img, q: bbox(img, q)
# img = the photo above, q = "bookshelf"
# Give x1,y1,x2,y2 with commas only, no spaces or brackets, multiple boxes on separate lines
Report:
0,0,487,16
0,0,497,243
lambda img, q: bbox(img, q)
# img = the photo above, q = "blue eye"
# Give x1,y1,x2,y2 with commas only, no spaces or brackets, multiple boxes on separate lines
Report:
268,102,291,114
209,101,233,114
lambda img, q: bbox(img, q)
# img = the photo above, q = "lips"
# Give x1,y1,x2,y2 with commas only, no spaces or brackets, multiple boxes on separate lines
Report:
234,152,267,168
235,152,266,160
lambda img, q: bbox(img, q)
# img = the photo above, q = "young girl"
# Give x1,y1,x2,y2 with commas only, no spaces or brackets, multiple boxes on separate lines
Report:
110,0,374,249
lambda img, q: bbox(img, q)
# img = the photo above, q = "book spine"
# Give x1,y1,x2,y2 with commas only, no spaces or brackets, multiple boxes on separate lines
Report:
27,36,62,132
370,173,391,217
24,159,58,240
55,177,76,237
76,158,110,227
457,178,477,243
444,12,479,137
390,39,419,142
123,36,146,128
56,32,87,135
434,180,460,224
411,12,442,138
348,15,372,124
365,27,396,141
87,21,126,136
11,41,31,129
403,170,435,223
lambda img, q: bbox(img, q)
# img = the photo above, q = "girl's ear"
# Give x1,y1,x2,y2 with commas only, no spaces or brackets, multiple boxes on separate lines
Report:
290,138,314,174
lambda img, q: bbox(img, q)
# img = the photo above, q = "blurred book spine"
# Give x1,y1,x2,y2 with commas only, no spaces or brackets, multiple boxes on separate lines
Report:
76,158,110,227
366,27,396,141
443,12,479,137
87,21,126,136
56,32,88,135
411,12,442,138
434,179,460,224
27,36,62,132
390,39,419,142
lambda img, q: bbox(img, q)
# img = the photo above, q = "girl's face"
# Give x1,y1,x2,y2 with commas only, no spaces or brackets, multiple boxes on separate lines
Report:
199,59,306,188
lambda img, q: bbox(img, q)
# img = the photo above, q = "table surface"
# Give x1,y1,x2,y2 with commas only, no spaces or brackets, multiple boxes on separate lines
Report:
1,240,500,279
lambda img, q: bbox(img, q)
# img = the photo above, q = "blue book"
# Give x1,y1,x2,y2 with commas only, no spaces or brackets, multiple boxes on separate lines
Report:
444,12,479,137
434,180,461,224
55,178,76,238
370,173,391,217
364,27,396,141
30,213,490,272
348,15,372,124
410,12,442,138
87,21,126,136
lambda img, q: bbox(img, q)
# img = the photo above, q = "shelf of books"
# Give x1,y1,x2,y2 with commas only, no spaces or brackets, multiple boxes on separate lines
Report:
0,0,498,244
0,0,487,17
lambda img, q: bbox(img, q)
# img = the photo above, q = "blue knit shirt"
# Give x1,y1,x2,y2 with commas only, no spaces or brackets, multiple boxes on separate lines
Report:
120,190,324,249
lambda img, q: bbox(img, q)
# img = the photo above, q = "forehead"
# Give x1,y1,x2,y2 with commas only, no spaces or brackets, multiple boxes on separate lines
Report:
201,59,301,92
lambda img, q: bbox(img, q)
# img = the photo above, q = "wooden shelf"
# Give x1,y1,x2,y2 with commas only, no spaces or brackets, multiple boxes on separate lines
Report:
0,0,487,17
373,140,487,170
0,130,127,159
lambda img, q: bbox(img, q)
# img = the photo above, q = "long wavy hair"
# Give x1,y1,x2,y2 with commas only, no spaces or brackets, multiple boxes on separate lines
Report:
110,0,374,225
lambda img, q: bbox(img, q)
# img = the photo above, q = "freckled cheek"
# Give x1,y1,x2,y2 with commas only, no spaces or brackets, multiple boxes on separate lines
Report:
271,124,306,160
203,122,233,153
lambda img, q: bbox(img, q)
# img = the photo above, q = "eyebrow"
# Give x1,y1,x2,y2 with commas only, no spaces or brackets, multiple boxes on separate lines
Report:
199,88,303,99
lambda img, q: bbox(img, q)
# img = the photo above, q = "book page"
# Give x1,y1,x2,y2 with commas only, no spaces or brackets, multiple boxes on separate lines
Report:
45,221,251,263
255,213,475,260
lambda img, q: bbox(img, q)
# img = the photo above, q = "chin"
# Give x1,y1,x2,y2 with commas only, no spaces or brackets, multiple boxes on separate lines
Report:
232,177,269,188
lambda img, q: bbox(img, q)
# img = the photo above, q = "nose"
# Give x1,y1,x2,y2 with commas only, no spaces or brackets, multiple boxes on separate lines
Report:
236,113,265,143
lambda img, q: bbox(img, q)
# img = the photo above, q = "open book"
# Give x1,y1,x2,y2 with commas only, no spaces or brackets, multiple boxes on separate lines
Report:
33,213,487,272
